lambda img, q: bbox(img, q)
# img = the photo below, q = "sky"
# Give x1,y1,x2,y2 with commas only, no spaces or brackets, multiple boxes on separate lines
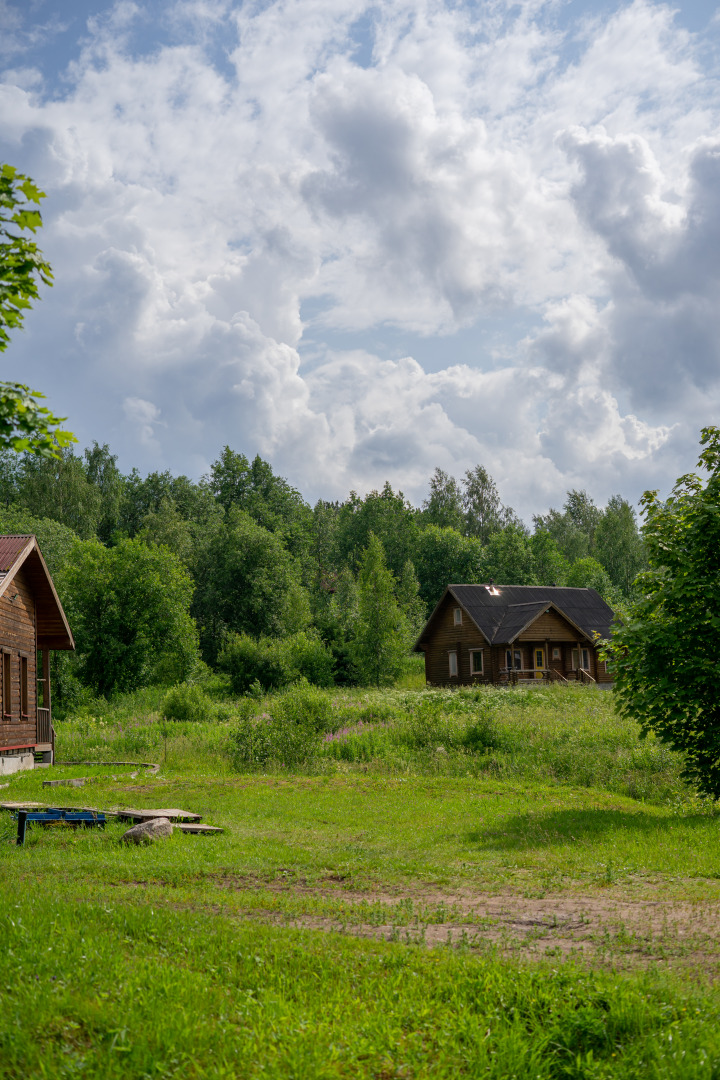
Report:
1,0,719,522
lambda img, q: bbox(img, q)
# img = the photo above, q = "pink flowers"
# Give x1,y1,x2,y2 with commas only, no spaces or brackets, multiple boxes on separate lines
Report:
323,720,387,743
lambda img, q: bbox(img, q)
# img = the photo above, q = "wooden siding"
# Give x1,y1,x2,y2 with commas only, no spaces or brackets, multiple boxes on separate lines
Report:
517,610,581,641
0,566,37,749
423,594,611,687
422,593,489,686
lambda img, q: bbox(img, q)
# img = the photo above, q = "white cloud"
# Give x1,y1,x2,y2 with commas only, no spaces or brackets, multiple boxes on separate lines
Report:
0,0,718,520
123,396,163,446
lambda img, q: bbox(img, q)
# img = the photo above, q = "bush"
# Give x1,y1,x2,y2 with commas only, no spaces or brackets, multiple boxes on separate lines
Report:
218,631,335,694
270,681,334,733
161,683,214,723
228,681,331,770
402,695,457,750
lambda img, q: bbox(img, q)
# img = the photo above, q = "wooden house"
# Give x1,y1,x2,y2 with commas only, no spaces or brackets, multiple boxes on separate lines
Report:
0,536,74,774
415,583,614,687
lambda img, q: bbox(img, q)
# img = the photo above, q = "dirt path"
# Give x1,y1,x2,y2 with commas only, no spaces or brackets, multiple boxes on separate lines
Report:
208,874,720,971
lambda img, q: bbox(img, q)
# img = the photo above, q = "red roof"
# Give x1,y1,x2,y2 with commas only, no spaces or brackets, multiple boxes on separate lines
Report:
0,535,33,573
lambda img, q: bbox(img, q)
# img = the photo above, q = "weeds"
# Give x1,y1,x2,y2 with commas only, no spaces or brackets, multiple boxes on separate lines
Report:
52,681,692,804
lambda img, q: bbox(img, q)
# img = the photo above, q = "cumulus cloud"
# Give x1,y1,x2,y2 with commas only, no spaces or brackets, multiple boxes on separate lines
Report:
551,127,720,423
0,0,718,519
123,396,163,446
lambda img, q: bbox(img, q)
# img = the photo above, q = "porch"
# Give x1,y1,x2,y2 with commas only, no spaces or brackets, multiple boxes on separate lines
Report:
498,667,596,686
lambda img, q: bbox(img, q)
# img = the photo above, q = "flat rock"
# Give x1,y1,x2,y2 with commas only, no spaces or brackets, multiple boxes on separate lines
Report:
43,778,88,788
174,823,224,834
1,801,48,810
121,817,174,844
117,807,202,823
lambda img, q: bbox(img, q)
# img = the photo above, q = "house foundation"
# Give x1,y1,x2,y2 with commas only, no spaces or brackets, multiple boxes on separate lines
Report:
0,748,35,774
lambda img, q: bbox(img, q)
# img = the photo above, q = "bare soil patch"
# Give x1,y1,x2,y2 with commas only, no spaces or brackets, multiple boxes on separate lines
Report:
204,872,720,971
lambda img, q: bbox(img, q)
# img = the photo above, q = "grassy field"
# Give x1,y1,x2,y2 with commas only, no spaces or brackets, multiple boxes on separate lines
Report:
1,684,720,1078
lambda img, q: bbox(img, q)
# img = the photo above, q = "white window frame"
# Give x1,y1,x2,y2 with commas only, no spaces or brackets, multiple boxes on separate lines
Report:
469,649,484,675
552,646,561,660
448,651,458,677
2,650,11,720
572,648,590,670
453,607,463,626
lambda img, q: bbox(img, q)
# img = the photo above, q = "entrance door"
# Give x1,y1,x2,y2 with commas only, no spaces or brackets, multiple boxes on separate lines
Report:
534,647,545,680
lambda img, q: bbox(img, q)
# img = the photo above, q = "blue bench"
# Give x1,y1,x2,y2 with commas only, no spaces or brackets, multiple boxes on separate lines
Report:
15,808,106,845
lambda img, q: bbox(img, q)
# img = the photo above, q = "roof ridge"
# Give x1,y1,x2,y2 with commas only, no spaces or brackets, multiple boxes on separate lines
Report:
506,600,550,607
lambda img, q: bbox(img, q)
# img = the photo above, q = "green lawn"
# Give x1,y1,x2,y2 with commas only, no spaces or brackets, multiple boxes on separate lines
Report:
1,685,720,1077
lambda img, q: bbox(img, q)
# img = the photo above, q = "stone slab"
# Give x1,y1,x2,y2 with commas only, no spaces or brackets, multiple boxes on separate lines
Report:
0,753,35,775
43,778,88,788
174,823,224,834
116,808,202,823
1,801,48,810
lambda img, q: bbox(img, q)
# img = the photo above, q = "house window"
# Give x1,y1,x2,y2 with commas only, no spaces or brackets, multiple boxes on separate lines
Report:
572,648,590,670
448,651,458,677
20,656,28,718
505,649,522,670
453,607,462,626
552,647,560,660
2,652,11,719
469,649,483,675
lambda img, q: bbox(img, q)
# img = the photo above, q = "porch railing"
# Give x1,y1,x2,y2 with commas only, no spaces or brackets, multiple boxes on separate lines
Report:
499,667,546,685
37,707,52,744
546,669,569,683
499,667,592,686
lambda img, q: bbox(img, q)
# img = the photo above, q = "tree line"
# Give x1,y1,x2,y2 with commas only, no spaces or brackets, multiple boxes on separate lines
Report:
0,443,646,701
0,162,647,702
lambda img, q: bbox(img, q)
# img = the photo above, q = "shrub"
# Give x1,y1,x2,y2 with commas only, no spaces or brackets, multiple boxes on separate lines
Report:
161,683,214,723
229,710,273,769
270,681,334,733
401,695,455,750
218,631,335,694
462,714,501,752
228,681,329,770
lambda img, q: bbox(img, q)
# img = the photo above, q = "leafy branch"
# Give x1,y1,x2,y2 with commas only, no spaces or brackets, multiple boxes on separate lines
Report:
0,163,75,456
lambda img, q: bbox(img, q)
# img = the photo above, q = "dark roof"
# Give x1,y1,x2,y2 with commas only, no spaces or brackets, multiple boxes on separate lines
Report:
491,602,550,643
416,583,615,649
0,535,33,576
0,535,74,650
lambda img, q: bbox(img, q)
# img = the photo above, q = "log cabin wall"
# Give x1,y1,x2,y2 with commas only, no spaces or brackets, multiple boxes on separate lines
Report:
0,566,37,750
595,654,613,684
517,610,577,642
422,594,489,686
422,599,611,686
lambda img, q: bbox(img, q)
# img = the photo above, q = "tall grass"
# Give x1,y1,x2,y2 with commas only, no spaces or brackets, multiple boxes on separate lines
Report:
4,881,720,1080
53,682,693,804
322,685,685,802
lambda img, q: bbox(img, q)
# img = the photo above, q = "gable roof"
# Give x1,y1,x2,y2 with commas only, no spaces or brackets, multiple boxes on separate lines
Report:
0,535,74,650
416,583,615,650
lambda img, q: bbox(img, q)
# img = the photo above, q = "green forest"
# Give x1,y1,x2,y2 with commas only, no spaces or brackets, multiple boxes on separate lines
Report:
0,443,646,704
